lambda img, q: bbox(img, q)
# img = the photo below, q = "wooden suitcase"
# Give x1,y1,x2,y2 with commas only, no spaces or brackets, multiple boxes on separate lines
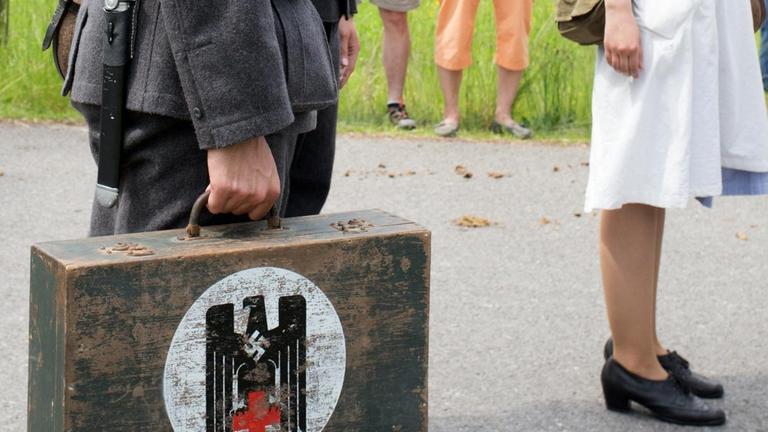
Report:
28,209,430,431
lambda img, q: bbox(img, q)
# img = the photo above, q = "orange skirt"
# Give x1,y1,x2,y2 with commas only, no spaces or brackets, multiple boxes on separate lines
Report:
435,0,532,71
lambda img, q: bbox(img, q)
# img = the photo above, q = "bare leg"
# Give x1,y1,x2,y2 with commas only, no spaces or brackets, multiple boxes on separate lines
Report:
437,66,463,124
652,210,668,356
378,8,410,104
601,204,668,380
495,65,524,125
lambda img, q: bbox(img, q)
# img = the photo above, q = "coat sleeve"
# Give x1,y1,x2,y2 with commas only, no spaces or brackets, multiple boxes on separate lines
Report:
159,0,294,150
346,0,357,17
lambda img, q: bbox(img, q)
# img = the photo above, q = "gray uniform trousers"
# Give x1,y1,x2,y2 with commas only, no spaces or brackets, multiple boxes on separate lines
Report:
76,102,315,236
75,8,341,235
285,22,340,217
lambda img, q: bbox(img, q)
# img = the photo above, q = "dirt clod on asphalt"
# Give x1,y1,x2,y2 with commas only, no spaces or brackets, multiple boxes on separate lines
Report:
455,165,473,179
453,215,494,228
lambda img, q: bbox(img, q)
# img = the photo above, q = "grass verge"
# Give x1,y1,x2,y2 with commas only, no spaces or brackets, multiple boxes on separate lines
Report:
0,0,595,138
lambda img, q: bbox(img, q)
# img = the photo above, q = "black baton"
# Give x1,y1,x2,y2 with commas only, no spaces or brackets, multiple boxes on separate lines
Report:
96,0,137,207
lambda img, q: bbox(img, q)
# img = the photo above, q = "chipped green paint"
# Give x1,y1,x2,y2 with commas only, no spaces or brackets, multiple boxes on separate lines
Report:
28,252,66,432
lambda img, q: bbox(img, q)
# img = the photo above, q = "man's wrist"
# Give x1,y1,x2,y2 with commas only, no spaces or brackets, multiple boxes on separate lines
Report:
605,0,633,12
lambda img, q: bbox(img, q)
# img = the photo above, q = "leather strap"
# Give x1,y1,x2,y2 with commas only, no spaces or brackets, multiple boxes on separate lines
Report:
130,0,141,58
52,2,79,79
42,0,74,50
753,0,766,32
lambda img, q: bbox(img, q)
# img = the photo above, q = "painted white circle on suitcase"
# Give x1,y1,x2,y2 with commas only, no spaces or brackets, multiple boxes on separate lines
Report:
163,267,346,432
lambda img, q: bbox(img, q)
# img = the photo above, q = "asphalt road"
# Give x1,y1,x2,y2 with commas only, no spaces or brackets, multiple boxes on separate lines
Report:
1,122,767,431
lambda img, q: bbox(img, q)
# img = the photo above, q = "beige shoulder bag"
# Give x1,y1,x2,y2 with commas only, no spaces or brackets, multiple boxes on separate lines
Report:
558,0,765,46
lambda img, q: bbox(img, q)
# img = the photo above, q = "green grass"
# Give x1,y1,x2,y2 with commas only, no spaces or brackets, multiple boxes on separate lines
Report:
0,0,80,121
1,0,9,46
342,1,595,137
0,0,595,138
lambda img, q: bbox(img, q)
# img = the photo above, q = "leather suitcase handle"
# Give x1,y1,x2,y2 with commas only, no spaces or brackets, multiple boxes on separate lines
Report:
186,191,281,238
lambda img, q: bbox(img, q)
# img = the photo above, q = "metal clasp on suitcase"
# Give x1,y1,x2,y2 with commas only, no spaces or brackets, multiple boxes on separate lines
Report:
183,191,283,240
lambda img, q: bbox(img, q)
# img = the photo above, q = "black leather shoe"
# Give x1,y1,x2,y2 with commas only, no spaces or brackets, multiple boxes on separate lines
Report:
602,358,726,426
604,338,724,399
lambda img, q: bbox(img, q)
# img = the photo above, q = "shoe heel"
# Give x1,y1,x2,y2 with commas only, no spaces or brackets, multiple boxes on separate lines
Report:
602,384,631,412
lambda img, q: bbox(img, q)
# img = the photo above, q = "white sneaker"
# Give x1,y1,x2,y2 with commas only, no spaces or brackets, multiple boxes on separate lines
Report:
491,120,533,139
434,120,459,137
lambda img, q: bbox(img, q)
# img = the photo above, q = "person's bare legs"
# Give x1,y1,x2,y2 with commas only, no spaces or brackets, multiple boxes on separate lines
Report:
600,204,668,380
495,65,524,125
651,210,668,356
378,8,410,104
437,66,463,125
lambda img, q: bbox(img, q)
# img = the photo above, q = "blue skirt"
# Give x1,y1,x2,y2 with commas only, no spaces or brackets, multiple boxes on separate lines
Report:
697,169,768,207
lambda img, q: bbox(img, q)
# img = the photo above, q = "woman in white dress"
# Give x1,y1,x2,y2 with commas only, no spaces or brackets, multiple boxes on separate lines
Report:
591,0,768,426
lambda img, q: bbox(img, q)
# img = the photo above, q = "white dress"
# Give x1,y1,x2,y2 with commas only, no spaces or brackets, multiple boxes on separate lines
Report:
585,0,768,211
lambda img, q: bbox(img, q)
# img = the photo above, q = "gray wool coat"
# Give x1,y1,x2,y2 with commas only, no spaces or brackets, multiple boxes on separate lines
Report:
65,0,339,150
311,0,357,22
